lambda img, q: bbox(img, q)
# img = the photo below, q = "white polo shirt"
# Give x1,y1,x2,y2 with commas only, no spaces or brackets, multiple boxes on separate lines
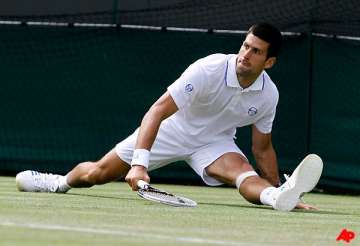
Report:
166,53,279,147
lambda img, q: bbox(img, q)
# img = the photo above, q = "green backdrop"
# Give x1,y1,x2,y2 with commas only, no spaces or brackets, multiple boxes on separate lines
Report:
0,25,359,191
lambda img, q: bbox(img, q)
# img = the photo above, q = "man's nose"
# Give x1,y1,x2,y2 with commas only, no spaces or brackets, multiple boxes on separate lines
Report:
243,49,252,59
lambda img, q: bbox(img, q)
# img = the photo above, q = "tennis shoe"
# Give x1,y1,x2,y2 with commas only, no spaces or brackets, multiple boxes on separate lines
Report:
16,170,69,193
283,174,306,204
273,154,323,211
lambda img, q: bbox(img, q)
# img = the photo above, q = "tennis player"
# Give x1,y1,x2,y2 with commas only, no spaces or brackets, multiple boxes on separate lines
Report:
15,23,323,211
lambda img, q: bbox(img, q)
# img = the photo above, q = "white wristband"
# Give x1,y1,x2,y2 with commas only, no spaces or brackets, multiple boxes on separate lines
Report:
131,149,150,169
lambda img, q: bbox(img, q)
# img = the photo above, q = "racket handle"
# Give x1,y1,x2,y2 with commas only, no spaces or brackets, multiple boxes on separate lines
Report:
137,180,149,189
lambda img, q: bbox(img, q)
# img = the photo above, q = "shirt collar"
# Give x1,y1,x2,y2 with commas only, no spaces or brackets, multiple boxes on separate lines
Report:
225,55,265,92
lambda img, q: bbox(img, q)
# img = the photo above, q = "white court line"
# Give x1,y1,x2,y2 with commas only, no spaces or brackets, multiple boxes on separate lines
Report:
0,221,265,246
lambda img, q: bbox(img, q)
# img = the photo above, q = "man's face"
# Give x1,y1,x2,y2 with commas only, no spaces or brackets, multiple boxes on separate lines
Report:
236,33,275,78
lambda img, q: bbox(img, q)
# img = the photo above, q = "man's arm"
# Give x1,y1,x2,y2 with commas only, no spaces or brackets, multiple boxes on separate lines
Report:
251,125,280,186
125,91,178,190
252,125,318,210
135,91,178,150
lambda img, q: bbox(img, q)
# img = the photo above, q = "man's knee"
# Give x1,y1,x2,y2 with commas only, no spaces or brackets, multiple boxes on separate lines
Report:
205,153,254,184
204,165,216,178
87,163,109,185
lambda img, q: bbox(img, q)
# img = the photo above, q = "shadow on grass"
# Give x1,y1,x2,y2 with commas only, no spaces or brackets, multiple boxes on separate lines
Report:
66,192,354,216
291,209,354,216
66,192,139,201
198,202,354,215
198,202,273,210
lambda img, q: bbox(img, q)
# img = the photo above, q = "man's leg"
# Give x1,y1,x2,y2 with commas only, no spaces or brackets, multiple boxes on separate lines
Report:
16,148,130,193
205,152,271,204
66,148,130,188
205,152,323,211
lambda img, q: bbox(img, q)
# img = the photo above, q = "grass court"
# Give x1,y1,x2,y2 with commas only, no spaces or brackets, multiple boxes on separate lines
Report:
0,176,359,246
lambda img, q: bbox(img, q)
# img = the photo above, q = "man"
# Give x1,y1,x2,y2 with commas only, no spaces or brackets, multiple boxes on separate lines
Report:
16,23,323,211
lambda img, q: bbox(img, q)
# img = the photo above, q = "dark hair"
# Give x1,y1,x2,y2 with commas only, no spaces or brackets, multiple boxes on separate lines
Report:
247,23,282,58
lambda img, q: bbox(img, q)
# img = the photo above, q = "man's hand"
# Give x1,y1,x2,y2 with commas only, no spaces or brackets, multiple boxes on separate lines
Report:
125,165,150,191
296,202,318,210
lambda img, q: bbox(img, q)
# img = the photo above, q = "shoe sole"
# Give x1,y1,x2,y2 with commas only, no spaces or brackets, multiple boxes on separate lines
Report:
15,172,27,192
274,154,323,211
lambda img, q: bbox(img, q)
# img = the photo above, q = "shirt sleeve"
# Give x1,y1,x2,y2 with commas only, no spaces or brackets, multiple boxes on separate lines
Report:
167,62,205,109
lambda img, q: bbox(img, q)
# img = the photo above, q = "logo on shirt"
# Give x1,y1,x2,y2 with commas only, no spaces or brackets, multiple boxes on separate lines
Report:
248,107,258,116
185,83,194,93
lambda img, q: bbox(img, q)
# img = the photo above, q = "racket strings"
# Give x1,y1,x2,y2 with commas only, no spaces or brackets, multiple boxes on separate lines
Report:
146,187,175,197
142,189,184,203
137,183,197,207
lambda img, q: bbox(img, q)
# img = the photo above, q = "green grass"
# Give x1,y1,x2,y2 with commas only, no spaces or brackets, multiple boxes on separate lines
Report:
0,176,359,246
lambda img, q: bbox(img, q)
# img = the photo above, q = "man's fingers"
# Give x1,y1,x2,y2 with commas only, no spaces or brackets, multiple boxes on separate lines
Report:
126,176,138,191
296,202,318,210
124,166,150,191
305,204,318,210
143,175,150,185
124,175,135,190
131,180,139,191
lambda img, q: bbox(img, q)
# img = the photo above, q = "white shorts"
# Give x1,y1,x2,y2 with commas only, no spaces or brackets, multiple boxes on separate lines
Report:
115,123,245,186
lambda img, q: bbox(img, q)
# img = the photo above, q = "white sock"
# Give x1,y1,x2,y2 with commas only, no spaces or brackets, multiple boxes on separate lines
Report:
260,187,279,207
58,175,71,192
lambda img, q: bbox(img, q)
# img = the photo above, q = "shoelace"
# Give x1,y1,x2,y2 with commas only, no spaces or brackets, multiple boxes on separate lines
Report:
283,174,305,203
33,172,60,192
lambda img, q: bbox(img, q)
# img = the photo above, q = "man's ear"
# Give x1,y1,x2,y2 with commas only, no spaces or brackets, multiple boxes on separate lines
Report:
264,57,276,69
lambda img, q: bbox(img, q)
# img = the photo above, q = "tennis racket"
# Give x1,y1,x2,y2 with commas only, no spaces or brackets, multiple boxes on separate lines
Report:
136,180,197,207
